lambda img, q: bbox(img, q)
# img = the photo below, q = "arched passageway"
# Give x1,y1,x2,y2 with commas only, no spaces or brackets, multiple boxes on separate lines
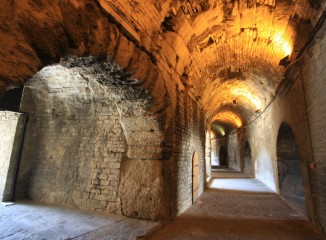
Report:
0,0,325,237
277,123,306,216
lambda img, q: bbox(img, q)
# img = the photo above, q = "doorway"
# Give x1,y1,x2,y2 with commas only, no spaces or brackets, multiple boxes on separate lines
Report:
243,142,254,177
192,152,199,203
219,146,227,167
277,123,306,216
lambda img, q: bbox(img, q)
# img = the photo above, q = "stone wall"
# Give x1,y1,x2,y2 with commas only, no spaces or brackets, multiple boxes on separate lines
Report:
227,132,242,171
299,21,326,232
210,135,219,167
242,20,326,233
205,131,211,181
169,89,206,217
17,57,168,219
0,111,25,201
16,56,207,220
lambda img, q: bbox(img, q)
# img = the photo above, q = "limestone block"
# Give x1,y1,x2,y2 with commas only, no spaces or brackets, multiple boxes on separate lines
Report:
165,32,191,76
160,38,177,68
127,146,171,160
124,130,165,146
121,116,162,131
0,111,25,201
126,48,152,82
119,159,167,220
87,199,107,209
114,34,135,69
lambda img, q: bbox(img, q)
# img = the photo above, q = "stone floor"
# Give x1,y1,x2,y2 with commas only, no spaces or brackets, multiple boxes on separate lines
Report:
147,176,324,240
0,200,160,240
1,175,324,240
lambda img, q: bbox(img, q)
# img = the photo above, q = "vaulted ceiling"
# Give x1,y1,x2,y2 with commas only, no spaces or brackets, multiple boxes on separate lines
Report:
0,0,325,134
100,0,325,133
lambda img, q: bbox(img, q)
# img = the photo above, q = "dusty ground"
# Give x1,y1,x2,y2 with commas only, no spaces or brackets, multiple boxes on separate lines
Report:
147,189,325,240
0,200,159,240
1,177,324,240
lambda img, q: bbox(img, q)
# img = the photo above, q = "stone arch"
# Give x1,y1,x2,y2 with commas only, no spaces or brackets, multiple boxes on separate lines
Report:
17,56,168,220
276,122,306,215
0,0,173,221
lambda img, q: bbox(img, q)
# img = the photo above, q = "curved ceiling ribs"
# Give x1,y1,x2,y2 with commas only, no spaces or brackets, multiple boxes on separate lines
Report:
101,0,324,133
163,0,323,133
0,0,324,134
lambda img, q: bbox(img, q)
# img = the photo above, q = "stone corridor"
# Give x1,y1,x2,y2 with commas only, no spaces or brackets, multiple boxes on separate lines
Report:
1,177,324,240
0,0,326,239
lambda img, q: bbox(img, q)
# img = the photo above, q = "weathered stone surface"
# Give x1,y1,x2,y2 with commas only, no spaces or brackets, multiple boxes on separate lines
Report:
0,0,325,234
119,160,167,220
0,111,25,201
18,57,165,216
114,34,136,69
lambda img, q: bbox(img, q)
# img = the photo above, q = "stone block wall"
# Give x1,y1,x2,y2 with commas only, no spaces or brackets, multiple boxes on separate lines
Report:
0,111,25,201
210,137,219,167
17,57,168,219
169,89,206,217
18,64,125,214
227,132,242,171
205,130,211,181
299,21,326,232
241,20,326,233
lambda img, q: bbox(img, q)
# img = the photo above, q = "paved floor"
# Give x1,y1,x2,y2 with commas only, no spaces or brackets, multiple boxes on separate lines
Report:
1,175,323,240
147,189,324,240
0,200,159,240
148,175,324,240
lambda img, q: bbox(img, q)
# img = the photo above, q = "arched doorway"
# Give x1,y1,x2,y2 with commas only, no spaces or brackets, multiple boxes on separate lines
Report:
243,142,254,177
277,123,306,215
192,152,199,203
219,146,227,167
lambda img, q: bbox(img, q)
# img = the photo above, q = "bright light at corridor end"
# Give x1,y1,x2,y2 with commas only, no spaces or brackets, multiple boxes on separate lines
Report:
211,125,225,137
212,111,242,128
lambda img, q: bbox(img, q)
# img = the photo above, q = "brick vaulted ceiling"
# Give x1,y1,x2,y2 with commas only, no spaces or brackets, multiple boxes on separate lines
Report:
0,0,325,131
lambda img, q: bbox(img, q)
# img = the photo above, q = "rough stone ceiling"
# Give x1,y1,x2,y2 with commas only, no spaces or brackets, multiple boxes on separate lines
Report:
0,0,325,132
101,0,325,130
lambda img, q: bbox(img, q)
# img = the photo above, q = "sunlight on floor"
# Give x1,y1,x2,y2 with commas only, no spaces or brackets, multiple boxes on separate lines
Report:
209,178,275,193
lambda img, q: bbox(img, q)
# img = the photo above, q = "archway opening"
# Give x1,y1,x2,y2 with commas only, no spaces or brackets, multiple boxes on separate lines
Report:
192,152,199,203
243,141,254,177
219,146,228,167
14,56,167,220
277,123,307,216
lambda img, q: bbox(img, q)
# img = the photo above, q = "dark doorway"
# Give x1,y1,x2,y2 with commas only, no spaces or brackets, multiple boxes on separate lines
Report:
219,146,227,167
0,87,24,111
277,123,306,216
243,142,254,177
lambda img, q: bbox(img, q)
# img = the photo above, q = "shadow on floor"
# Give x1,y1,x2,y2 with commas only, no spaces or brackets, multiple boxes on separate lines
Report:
0,200,159,240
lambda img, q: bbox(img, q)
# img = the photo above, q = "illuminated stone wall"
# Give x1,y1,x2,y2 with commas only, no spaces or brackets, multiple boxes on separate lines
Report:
0,111,25,201
243,20,326,232
16,56,207,221
169,89,206,217
297,21,326,232
18,58,169,219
